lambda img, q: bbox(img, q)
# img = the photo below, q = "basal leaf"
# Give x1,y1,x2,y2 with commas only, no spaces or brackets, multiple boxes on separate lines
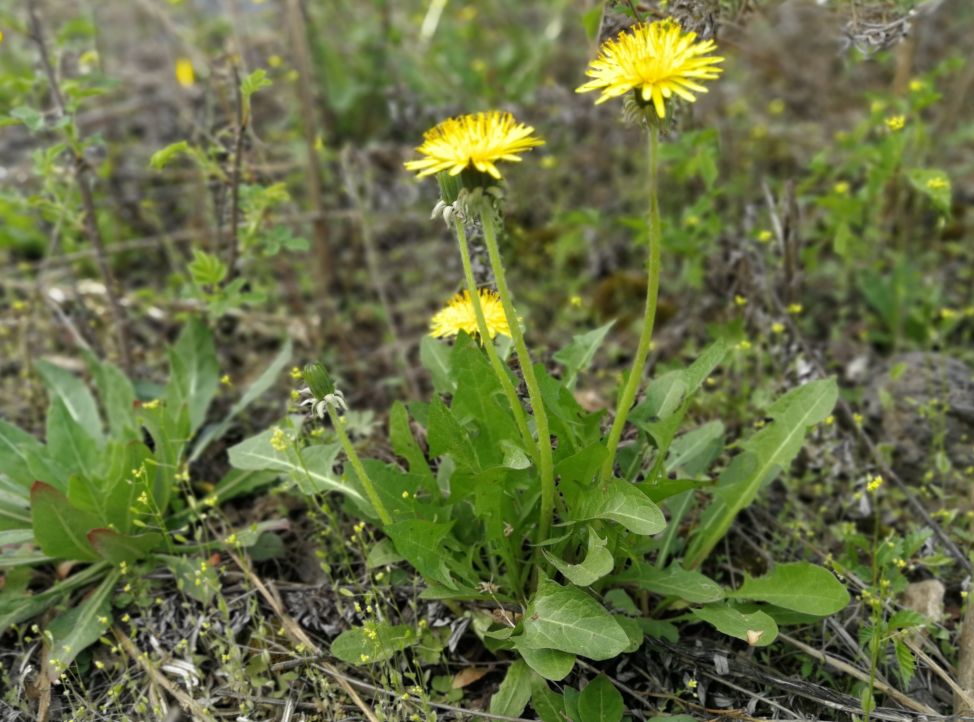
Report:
612,562,724,604
45,569,120,680
30,482,99,562
521,577,629,660
691,604,778,647
87,529,162,564
685,378,837,569
387,519,461,591
543,528,614,587
35,360,103,444
578,674,624,722
584,479,665,535
489,659,535,717
728,562,849,616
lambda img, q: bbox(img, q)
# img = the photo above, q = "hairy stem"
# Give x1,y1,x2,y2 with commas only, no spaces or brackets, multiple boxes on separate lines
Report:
453,218,537,462
478,208,555,578
600,122,661,481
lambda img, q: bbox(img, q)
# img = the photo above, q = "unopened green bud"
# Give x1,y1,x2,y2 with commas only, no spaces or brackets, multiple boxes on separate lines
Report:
303,361,335,399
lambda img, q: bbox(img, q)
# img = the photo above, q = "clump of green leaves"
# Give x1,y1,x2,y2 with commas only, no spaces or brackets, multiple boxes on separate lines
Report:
0,320,291,678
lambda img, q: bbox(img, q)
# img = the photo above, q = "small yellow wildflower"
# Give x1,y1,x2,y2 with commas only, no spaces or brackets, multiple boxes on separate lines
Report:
141,399,161,411
220,373,232,386
736,339,751,351
290,366,303,380
926,176,949,191
569,294,583,307
404,111,543,180
685,214,699,227
824,415,835,425
734,294,747,307
175,58,195,88
853,412,863,426
941,307,958,320
401,490,410,499
885,115,906,132
833,181,850,195
687,678,698,690
757,229,773,243
270,427,289,452
576,19,724,118
771,322,785,334
430,289,510,340
909,79,925,92
768,98,785,115
787,303,803,315
867,474,883,493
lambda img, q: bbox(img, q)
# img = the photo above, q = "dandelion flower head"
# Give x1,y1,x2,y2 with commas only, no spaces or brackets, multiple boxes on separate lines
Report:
430,290,510,340
577,19,724,118
404,111,543,180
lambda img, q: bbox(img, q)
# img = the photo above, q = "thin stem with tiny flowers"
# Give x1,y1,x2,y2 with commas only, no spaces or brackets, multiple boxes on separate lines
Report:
327,403,393,527
601,121,662,481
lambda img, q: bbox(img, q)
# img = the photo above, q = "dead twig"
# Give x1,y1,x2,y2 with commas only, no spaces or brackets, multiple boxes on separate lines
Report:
780,633,938,716
27,0,133,374
113,627,217,722
224,63,246,283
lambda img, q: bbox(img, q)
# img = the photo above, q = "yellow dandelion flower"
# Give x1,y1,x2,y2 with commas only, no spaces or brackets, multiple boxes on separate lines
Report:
576,19,724,117
175,58,195,88
404,111,543,180
430,290,510,340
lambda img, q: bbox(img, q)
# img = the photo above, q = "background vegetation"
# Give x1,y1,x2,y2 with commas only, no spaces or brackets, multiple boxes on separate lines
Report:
1,0,973,719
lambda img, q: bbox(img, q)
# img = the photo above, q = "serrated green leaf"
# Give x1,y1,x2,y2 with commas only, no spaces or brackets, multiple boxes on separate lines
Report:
386,519,460,591
554,321,614,388
388,401,434,488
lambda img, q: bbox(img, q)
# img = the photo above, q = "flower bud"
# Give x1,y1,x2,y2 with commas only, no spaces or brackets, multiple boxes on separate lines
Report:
302,361,335,399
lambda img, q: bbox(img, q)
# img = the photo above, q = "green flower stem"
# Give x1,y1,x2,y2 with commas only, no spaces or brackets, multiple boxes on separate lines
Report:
453,218,537,463
600,122,662,481
327,403,393,527
478,208,556,558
